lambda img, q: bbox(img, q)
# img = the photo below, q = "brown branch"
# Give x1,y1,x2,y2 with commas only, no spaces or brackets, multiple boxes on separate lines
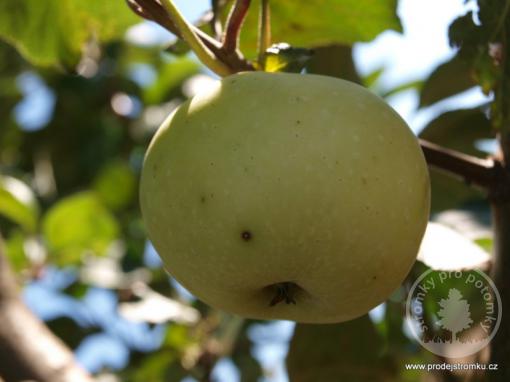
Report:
222,0,251,54
419,139,497,188
126,0,253,72
419,139,510,202
0,236,93,382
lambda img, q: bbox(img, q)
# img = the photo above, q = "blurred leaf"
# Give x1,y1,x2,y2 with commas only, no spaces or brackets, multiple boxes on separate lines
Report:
419,107,492,212
261,43,313,73
362,66,385,88
125,350,186,382
419,55,477,107
42,191,119,265
287,315,393,381
143,57,200,105
165,38,191,56
232,0,401,58
475,237,493,253
0,175,39,232
0,0,138,68
5,229,29,271
380,79,423,98
306,45,361,84
93,161,137,211
164,324,194,350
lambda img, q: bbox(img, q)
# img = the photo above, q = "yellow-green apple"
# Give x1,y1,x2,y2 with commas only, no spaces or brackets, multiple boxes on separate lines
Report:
140,71,430,323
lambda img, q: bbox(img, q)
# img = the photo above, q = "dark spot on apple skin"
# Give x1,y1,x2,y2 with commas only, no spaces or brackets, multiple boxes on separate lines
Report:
372,275,377,280
296,120,301,125
200,196,206,204
241,231,252,241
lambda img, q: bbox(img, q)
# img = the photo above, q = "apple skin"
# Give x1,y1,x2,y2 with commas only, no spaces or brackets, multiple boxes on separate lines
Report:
140,71,430,323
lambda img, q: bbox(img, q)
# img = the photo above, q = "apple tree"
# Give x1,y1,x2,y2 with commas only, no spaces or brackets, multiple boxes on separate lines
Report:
0,0,508,381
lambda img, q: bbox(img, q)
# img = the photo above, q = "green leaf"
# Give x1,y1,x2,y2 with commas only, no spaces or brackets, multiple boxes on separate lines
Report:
379,79,423,99
93,161,136,211
0,0,138,68
42,192,119,265
0,175,39,232
475,237,493,253
143,58,200,105
228,0,401,58
419,55,477,107
5,230,30,271
261,43,313,73
287,315,392,382
363,66,385,88
124,349,186,382
419,107,492,212
306,45,361,84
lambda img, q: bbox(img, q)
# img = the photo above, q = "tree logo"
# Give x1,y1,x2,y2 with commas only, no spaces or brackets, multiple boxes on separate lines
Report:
406,269,502,358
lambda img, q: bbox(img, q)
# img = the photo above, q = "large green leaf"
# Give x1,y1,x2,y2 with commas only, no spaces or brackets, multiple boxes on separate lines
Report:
0,175,39,232
419,107,492,213
0,0,138,68
419,55,477,107
42,191,119,265
232,0,401,57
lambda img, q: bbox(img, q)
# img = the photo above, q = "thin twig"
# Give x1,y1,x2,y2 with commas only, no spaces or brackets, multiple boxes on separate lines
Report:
258,0,271,65
222,0,251,54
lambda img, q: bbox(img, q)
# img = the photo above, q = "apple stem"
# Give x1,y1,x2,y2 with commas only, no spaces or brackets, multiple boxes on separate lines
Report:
222,0,252,54
269,282,297,306
257,0,271,66
159,0,233,77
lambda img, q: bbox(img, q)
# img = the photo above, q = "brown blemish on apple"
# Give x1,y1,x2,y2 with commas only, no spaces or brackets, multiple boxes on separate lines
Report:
241,231,252,241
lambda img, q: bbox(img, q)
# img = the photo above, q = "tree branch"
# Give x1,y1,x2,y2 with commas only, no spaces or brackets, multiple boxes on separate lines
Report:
126,0,253,72
0,236,93,382
419,139,510,203
419,139,496,189
222,0,251,54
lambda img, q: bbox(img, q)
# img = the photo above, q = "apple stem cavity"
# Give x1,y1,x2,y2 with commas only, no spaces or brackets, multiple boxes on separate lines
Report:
269,282,297,307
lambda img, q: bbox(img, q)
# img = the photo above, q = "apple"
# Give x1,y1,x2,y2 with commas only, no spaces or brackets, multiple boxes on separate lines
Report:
140,71,430,323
